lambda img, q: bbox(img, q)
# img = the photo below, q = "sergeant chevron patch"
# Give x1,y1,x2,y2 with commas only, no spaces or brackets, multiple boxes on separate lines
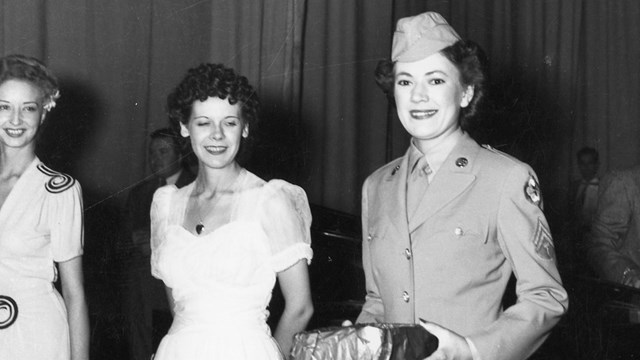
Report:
533,218,555,261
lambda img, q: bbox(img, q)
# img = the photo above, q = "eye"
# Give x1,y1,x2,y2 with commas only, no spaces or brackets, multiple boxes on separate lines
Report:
0,104,9,111
429,78,445,85
23,105,39,112
224,120,238,127
396,79,411,86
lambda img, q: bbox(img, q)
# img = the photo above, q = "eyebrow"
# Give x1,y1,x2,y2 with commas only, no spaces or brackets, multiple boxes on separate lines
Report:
396,70,448,77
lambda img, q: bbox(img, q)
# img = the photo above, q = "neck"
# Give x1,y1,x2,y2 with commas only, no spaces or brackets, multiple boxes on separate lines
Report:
194,162,243,196
414,127,464,157
0,147,36,178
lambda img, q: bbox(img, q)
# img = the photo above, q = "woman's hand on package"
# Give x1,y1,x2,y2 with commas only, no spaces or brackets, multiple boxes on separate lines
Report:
419,320,473,360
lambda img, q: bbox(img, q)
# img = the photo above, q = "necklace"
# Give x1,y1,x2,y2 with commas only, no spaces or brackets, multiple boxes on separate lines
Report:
193,170,242,235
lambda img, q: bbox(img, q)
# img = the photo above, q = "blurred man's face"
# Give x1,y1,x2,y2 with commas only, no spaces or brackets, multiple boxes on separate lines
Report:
149,137,182,178
577,153,598,181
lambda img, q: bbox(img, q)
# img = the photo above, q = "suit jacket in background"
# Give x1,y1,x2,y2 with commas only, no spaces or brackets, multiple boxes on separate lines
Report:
587,166,640,284
356,133,568,360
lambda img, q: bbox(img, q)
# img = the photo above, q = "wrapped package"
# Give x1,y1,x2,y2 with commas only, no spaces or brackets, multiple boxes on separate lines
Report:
289,323,438,360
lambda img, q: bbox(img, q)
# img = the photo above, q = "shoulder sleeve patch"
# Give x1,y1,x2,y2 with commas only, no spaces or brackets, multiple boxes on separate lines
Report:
533,218,555,261
37,164,76,194
524,175,542,208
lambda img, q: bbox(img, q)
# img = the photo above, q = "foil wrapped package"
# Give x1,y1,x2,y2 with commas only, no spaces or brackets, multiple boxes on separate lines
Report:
289,323,438,360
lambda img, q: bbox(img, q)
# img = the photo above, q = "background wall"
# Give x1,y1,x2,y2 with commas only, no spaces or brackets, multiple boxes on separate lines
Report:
2,0,639,221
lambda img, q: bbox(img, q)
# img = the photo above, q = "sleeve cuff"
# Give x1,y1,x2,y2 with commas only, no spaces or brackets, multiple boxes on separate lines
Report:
465,337,482,360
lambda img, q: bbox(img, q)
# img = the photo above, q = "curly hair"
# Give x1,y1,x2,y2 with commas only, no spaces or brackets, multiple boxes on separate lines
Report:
374,40,487,131
167,63,260,129
0,54,61,112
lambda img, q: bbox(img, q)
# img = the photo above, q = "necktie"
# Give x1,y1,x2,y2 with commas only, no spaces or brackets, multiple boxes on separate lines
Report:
407,156,432,218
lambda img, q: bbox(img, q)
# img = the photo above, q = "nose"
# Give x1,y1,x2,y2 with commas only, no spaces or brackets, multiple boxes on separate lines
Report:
210,122,224,140
9,110,21,125
411,82,429,102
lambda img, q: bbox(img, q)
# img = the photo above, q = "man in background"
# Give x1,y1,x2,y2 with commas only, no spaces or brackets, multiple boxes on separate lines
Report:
587,164,640,289
569,147,600,230
123,127,196,360
564,147,600,271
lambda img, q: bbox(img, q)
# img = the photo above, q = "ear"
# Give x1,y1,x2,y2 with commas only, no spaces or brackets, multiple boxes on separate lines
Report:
179,122,190,138
460,85,475,108
242,124,249,138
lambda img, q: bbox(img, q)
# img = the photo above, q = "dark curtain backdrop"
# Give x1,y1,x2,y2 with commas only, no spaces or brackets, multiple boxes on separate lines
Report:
2,0,640,224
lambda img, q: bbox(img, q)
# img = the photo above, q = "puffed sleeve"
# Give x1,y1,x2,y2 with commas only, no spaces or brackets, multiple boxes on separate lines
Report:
587,171,639,283
260,180,313,273
49,181,84,262
469,164,569,360
150,186,174,278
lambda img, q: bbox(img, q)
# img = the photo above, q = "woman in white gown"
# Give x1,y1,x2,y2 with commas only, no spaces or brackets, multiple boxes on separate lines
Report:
151,63,314,359
0,55,89,360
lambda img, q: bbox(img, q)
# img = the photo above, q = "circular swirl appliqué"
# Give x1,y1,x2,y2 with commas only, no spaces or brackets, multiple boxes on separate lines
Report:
0,295,18,329
37,164,75,193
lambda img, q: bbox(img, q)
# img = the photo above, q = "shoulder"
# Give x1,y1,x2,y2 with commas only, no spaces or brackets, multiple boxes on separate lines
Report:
365,156,404,186
152,183,181,204
36,163,79,194
263,179,309,204
602,167,640,193
476,144,533,174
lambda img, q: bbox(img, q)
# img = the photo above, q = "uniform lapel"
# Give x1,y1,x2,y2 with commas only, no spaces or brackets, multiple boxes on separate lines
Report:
408,134,479,233
379,150,412,239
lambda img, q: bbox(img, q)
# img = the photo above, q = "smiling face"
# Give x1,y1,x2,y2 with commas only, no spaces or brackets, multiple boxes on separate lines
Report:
393,52,473,150
0,79,46,151
180,96,248,171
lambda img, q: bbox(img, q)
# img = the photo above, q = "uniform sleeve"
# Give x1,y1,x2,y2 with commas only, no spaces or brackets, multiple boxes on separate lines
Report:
469,165,569,360
586,172,639,283
260,180,313,273
356,177,385,323
50,181,84,262
150,186,173,279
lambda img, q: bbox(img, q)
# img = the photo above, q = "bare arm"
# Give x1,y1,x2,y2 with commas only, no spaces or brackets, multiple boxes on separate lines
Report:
59,256,90,360
165,285,176,317
274,259,314,357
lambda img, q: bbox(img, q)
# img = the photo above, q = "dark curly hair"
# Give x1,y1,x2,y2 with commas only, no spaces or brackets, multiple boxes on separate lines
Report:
374,40,487,131
0,54,60,112
167,63,260,163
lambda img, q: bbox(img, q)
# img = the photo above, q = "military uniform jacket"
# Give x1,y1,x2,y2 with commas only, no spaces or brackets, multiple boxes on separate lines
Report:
356,133,568,360
587,166,640,283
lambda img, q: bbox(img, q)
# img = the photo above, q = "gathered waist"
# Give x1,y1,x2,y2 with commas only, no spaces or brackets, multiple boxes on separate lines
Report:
170,298,270,335
0,278,54,300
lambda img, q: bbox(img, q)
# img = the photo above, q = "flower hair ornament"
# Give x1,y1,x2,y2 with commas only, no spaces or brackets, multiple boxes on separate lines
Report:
43,89,61,112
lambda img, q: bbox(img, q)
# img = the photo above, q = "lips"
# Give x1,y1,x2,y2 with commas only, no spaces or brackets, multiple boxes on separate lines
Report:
204,145,227,155
4,128,26,137
410,110,437,119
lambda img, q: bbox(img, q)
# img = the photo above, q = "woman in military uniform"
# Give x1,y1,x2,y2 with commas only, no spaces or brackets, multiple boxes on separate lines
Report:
0,54,89,360
356,12,568,360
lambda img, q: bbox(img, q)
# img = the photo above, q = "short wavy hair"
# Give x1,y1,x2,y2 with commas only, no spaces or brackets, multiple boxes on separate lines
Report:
375,40,487,131
0,54,60,112
167,63,259,129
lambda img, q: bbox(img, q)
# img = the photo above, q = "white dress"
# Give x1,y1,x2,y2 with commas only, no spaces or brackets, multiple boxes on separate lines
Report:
150,170,313,360
0,158,83,360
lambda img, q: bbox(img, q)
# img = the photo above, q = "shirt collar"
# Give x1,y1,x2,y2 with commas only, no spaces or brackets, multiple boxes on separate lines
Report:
164,169,182,185
409,129,464,179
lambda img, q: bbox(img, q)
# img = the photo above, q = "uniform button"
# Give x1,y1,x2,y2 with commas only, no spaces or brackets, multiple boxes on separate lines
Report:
404,248,412,260
402,291,410,302
455,157,468,167
454,227,463,236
